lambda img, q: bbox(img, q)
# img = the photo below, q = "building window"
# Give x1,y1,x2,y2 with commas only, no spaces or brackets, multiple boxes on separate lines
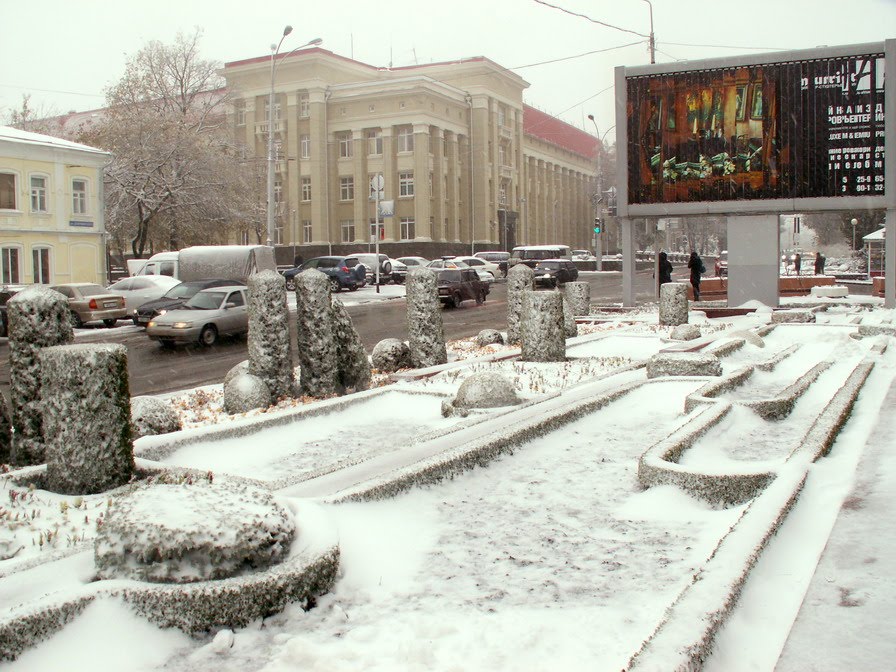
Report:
369,220,385,240
397,126,414,152
303,220,312,243
340,176,354,201
341,219,355,242
399,171,414,197
338,134,353,159
300,135,311,159
400,217,415,240
235,101,246,126
274,178,283,203
299,93,310,117
498,104,507,128
499,182,507,205
498,144,507,167
265,98,282,123
0,173,16,210
301,178,311,201
367,129,382,156
30,175,48,212
1,247,20,283
72,179,87,215
276,223,284,245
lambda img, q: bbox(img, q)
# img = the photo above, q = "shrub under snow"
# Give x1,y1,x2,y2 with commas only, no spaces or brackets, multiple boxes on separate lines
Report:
131,396,182,438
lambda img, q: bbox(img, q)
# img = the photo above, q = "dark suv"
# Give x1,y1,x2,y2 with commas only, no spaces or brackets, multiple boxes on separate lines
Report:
132,278,241,327
533,260,579,288
284,256,366,292
436,268,489,308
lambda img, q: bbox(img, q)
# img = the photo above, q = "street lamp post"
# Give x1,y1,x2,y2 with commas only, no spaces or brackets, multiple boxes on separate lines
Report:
587,115,615,271
266,28,322,249
851,217,858,251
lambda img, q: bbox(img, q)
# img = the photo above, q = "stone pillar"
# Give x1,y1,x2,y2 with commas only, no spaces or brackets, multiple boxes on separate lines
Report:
560,290,578,338
659,283,689,326
520,291,566,362
295,269,339,397
248,270,294,401
7,286,73,466
406,267,447,368
564,281,591,316
332,299,371,392
41,343,133,494
507,263,535,344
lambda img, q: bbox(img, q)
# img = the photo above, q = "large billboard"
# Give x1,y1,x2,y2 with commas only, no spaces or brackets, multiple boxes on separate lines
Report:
626,50,885,205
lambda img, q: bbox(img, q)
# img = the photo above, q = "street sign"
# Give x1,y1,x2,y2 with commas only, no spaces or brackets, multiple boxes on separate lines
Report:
378,200,394,218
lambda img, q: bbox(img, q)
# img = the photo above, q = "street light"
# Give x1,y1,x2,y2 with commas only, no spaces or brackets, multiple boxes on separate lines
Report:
587,115,615,269
266,29,323,248
851,217,858,251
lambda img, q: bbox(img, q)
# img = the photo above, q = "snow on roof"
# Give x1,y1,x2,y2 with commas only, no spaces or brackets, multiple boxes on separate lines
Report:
0,125,108,156
863,227,886,242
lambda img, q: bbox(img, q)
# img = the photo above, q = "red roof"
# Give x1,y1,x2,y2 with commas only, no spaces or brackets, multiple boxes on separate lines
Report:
523,104,600,160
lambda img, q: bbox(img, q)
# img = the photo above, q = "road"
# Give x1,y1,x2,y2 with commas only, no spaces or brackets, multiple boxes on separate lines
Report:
0,270,662,398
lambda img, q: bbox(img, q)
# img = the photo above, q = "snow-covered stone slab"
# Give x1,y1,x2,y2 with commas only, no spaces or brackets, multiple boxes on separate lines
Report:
857,323,896,338
771,309,816,323
647,352,721,378
810,284,848,298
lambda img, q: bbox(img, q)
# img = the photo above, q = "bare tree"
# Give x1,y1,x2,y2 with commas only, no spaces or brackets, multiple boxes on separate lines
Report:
4,94,63,135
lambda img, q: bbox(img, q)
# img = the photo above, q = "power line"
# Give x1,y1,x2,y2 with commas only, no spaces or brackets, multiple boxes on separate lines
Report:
0,83,104,99
512,40,646,70
661,40,787,51
533,0,650,38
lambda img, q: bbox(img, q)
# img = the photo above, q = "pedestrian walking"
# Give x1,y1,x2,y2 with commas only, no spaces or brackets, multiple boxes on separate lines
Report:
657,251,673,290
793,252,802,275
814,252,826,275
687,251,705,301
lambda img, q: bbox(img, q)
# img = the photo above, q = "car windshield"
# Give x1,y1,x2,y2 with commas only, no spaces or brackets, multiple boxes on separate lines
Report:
185,291,225,310
438,270,462,283
165,283,203,299
78,285,109,297
537,261,560,270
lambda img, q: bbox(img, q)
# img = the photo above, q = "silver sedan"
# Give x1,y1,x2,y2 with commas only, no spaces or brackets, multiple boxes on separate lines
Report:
146,285,248,347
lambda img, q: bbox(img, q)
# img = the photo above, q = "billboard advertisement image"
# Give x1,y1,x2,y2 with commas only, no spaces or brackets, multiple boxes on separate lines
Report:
626,51,885,205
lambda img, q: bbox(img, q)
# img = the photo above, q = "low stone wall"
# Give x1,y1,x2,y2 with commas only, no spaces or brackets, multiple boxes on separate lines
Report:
689,276,838,302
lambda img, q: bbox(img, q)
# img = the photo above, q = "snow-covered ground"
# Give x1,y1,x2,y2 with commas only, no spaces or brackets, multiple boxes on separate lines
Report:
2,298,894,671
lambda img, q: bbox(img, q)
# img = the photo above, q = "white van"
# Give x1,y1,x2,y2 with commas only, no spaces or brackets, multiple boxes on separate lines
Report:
130,246,277,285
510,245,572,268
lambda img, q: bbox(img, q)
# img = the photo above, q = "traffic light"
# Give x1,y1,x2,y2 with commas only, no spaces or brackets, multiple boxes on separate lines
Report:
594,218,602,234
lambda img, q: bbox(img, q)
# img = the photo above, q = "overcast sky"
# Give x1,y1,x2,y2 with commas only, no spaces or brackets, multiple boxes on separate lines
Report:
2,0,893,140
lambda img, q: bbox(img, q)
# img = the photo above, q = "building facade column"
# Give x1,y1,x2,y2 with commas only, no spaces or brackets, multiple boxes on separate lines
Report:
308,88,328,244
413,123,432,241
381,127,394,241
352,129,367,245
446,131,459,243
431,128,445,242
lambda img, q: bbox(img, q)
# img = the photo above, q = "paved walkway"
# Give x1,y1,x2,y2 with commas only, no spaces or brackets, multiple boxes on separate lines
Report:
776,375,896,670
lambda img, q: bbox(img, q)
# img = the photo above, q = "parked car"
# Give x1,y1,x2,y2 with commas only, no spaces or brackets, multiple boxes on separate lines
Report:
435,268,489,308
106,275,182,315
510,245,573,268
715,250,728,277
532,259,580,288
426,259,470,271
49,283,129,328
283,256,366,292
0,284,26,337
349,253,396,285
132,278,241,327
572,249,596,261
388,257,408,283
146,285,249,347
473,251,510,276
396,256,430,270
451,255,500,282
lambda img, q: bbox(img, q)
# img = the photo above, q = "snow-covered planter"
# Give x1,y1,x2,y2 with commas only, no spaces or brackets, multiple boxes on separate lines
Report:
659,282,688,326
520,291,565,362
646,352,721,378
332,299,371,392
506,264,535,344
372,338,410,372
441,371,521,417
856,323,896,338
406,267,447,368
224,372,271,414
95,480,295,583
248,270,295,400
771,309,816,323
131,396,182,438
40,343,133,495
7,286,73,466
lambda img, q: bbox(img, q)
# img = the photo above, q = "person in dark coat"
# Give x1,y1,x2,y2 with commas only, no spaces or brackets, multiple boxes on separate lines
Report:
657,251,673,289
814,252,826,275
687,251,705,301
793,252,802,275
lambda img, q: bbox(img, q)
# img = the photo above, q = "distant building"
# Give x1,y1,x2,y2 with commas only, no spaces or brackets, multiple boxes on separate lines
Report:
223,48,600,259
0,126,111,286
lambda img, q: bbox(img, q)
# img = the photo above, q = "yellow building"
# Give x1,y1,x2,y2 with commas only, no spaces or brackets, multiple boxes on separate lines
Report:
223,49,599,261
0,126,111,286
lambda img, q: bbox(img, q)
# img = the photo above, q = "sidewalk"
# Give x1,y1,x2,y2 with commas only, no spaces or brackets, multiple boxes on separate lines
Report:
776,375,896,670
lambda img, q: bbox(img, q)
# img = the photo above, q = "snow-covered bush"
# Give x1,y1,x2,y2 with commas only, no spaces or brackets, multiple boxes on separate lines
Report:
40,343,134,494
520,290,565,362
506,264,535,344
372,338,410,372
332,299,371,392
248,270,295,400
131,396,181,438
224,372,271,414
295,270,340,397
405,267,447,368
94,480,296,584
7,286,73,465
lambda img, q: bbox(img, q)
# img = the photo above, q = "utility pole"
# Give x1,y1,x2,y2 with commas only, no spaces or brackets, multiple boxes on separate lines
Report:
642,0,656,64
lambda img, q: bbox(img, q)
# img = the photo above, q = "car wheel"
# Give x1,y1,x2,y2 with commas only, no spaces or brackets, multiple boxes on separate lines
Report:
382,261,392,275
476,289,486,305
103,319,118,328
349,283,358,292
329,277,342,293
199,325,218,346
69,311,83,329
452,291,463,308
285,277,297,291
132,316,140,326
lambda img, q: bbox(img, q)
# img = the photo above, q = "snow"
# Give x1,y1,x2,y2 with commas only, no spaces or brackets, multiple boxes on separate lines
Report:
2,300,894,670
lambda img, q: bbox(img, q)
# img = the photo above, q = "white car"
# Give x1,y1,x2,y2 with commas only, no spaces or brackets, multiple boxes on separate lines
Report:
146,285,249,347
107,275,182,315
450,255,500,282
